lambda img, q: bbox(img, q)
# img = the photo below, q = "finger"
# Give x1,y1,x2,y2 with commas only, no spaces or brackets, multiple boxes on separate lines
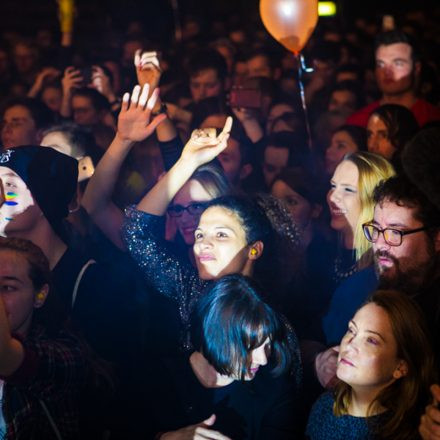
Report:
131,85,141,106
217,116,233,143
146,113,167,134
202,414,216,426
427,405,440,424
121,92,130,111
147,87,159,111
139,83,150,108
134,49,141,67
431,384,440,403
195,427,231,440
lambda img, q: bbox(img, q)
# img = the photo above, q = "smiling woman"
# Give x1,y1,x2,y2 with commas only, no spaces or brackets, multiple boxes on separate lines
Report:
307,290,436,440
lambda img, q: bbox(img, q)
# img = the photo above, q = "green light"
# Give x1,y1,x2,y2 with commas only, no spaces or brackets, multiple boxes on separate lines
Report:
318,2,337,16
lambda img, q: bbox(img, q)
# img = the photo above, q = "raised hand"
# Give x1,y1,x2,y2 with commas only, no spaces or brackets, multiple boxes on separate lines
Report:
62,66,83,94
160,414,232,440
117,84,166,142
419,384,440,439
91,65,115,101
134,49,161,97
315,345,340,389
180,116,233,168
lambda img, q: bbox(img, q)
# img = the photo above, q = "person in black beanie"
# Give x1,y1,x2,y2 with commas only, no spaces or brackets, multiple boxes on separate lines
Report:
0,145,143,438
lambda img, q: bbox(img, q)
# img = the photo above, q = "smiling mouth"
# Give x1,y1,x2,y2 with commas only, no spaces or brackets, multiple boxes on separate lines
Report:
340,358,354,367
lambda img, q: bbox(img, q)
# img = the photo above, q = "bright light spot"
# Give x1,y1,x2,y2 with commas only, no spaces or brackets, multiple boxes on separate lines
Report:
318,2,337,16
280,1,298,17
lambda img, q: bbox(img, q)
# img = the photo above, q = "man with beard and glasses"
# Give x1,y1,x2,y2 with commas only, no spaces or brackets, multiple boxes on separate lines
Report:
315,173,440,391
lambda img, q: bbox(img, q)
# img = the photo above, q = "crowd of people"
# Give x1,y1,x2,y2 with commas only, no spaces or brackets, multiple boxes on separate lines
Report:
1,2,440,439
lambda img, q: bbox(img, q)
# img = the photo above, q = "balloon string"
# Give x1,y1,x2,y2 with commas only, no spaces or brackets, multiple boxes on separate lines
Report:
297,53,313,150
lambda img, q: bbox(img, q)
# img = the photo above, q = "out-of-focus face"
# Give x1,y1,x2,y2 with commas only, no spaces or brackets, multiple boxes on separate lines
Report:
367,114,396,159
1,105,38,149
0,249,47,335
122,40,143,67
372,200,439,288
171,179,213,246
246,55,273,79
328,90,357,114
190,68,223,103
327,160,361,239
71,96,100,126
194,206,252,280
337,303,406,394
41,87,62,113
325,130,359,175
271,180,316,230
266,103,294,133
375,43,416,97
0,167,40,237
263,146,289,188
13,43,36,74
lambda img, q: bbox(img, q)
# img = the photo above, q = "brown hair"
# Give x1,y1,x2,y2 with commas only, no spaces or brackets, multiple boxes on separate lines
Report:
334,290,436,439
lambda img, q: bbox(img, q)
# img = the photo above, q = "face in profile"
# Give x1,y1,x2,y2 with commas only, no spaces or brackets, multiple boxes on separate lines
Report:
337,302,407,394
327,160,361,240
0,167,39,237
325,130,359,175
0,249,47,335
194,206,255,280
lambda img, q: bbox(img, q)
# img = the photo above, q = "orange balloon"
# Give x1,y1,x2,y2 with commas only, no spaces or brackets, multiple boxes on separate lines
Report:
260,0,319,54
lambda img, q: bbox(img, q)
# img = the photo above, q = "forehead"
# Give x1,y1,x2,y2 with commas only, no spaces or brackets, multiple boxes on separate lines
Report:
173,178,212,205
264,146,289,165
353,303,392,335
333,130,355,143
333,160,359,184
248,54,270,68
200,205,243,228
0,249,30,279
72,96,93,107
367,114,387,130
374,199,419,225
200,114,227,129
376,42,412,60
4,105,32,120
332,90,355,102
191,68,219,83
0,166,23,181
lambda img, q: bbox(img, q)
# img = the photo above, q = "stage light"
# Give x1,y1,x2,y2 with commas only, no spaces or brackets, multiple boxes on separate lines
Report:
318,1,337,16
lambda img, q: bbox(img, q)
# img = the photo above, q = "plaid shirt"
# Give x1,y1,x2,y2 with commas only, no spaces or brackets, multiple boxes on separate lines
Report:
1,326,88,440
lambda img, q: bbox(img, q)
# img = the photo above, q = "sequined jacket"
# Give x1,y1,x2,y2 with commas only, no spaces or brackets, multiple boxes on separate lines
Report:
1,326,88,439
122,206,209,349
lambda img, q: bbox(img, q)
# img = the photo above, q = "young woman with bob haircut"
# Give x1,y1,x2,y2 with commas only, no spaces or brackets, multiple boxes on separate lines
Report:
144,274,302,440
307,290,436,440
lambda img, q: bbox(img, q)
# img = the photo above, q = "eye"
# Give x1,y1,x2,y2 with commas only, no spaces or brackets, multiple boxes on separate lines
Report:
1,285,16,293
329,182,336,190
367,337,379,345
286,197,298,207
347,326,355,335
194,232,203,240
344,187,357,194
216,231,228,238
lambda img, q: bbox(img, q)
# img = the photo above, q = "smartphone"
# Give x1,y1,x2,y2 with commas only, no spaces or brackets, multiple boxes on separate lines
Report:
229,86,262,109
78,66,93,87
78,156,95,182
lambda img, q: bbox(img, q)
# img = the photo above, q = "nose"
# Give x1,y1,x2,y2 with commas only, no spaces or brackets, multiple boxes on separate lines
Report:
373,229,391,252
251,344,268,367
328,187,339,204
368,134,379,153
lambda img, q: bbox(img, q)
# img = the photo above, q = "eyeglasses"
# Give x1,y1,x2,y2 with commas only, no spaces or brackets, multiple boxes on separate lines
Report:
167,202,208,218
362,222,432,247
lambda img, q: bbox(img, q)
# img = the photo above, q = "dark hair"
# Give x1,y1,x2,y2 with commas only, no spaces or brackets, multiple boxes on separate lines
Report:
186,49,228,83
206,194,301,291
72,87,110,112
333,124,368,151
330,80,366,109
369,104,419,157
191,274,291,379
334,290,436,439
265,131,311,169
374,30,419,63
373,175,440,235
1,97,54,130
244,48,280,72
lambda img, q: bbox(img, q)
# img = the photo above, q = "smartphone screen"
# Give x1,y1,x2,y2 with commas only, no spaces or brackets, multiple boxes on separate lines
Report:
78,156,95,182
230,87,262,109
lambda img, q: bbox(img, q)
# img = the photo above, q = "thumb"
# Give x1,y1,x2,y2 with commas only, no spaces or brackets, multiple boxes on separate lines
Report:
202,414,216,426
431,384,440,403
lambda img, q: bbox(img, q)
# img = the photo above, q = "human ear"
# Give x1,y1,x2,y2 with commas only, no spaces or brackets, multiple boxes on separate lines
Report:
248,241,264,260
393,360,408,380
34,284,49,309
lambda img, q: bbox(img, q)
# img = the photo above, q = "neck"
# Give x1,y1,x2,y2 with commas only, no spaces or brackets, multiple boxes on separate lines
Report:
349,387,386,417
189,351,234,388
380,90,417,109
301,223,314,248
12,220,67,269
342,229,355,250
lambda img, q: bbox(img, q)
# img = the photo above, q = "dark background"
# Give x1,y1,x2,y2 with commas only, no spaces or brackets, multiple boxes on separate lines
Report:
0,0,438,38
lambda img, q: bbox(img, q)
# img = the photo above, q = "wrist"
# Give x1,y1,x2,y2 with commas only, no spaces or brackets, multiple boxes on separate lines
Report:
113,131,136,147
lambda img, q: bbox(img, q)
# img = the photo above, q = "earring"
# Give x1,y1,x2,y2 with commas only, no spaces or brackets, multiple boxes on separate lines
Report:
251,248,257,256
36,292,45,301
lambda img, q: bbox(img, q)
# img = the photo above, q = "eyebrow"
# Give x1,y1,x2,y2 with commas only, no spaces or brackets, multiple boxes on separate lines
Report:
350,319,386,342
372,220,409,228
1,276,22,283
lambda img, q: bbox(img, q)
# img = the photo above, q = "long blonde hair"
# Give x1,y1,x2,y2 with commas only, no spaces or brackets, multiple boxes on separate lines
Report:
344,152,395,260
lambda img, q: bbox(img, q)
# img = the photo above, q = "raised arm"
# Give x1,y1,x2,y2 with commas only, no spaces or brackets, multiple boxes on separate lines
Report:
82,84,166,249
136,116,233,215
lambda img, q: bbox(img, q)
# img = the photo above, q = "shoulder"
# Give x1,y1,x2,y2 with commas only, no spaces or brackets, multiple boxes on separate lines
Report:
346,102,380,127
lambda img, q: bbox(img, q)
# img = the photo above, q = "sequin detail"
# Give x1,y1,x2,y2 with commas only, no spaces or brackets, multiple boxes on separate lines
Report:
122,206,208,351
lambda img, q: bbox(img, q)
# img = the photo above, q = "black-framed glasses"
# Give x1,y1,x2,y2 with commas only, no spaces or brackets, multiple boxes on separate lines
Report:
362,222,432,247
167,202,208,218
